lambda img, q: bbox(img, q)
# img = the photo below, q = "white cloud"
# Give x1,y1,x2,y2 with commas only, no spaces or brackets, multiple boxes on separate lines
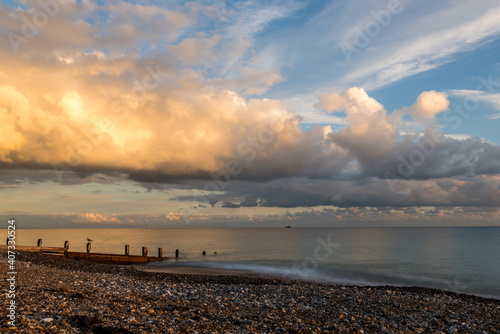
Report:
444,134,475,141
343,2,500,89
262,0,500,119
225,0,305,39
449,89,500,109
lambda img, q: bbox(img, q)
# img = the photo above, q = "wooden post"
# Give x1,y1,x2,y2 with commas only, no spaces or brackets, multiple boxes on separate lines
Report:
37,239,43,247
125,244,130,255
6,237,8,245
202,251,206,256
158,248,162,257
142,247,148,256
175,249,179,258
64,241,69,250
86,242,91,253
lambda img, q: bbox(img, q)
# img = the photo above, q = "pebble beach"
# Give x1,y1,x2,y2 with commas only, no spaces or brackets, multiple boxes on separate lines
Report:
1,250,499,333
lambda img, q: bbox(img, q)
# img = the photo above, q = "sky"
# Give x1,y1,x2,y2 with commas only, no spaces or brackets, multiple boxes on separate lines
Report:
1,0,500,228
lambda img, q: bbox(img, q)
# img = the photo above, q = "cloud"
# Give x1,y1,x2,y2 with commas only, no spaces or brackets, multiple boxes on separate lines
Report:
103,2,192,45
1,1,500,222
171,34,222,66
448,89,500,119
257,175,500,208
0,1,352,184
279,205,500,226
315,89,498,183
0,65,355,182
210,65,283,95
354,129,500,183
3,73,500,209
318,87,400,168
221,201,240,208
402,91,450,122
0,184,18,189
73,213,121,224
318,87,385,114
4,205,500,228
336,1,500,89
224,0,305,39
240,196,258,207
164,212,183,221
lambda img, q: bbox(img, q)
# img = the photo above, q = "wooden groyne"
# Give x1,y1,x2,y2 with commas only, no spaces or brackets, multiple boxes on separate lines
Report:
1,239,173,264
0,238,68,255
65,252,168,265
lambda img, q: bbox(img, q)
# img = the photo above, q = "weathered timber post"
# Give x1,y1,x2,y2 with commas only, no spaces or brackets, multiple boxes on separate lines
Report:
64,241,70,250
86,242,91,253
158,248,163,257
125,244,130,255
202,251,206,256
37,239,43,247
142,247,148,256
175,249,179,258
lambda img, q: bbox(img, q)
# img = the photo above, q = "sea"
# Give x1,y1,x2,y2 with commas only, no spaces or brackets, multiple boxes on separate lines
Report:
10,226,500,300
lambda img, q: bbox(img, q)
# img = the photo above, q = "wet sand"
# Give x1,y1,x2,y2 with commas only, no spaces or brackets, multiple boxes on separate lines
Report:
136,265,257,277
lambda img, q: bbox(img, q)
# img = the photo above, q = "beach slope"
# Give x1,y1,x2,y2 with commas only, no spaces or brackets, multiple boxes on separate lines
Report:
1,251,499,333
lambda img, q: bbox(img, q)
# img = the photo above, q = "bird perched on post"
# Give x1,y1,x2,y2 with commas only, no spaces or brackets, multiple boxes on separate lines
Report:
87,237,93,242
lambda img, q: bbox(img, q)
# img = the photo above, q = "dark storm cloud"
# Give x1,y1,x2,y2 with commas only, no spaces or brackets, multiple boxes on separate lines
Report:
0,167,128,186
256,176,500,208
221,201,241,208
366,132,500,181
259,186,333,207
240,196,259,207
4,130,500,212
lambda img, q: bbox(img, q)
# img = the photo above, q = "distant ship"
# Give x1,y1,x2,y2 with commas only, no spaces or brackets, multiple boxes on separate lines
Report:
285,225,292,228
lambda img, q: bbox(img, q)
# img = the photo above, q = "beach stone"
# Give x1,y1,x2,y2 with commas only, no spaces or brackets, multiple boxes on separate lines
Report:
2,250,499,334
60,320,71,327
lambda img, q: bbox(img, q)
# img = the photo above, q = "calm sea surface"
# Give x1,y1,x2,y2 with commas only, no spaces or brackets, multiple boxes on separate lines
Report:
10,227,500,299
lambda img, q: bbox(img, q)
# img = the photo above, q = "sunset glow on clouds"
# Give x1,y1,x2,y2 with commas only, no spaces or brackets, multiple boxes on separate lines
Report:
1,0,500,227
